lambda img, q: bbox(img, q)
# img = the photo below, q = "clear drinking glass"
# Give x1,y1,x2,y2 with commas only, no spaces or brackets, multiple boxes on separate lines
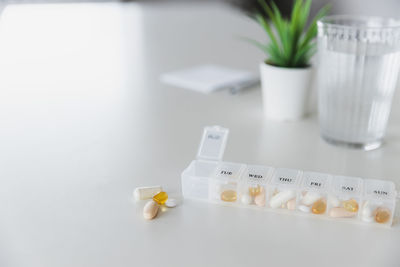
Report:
317,16,400,150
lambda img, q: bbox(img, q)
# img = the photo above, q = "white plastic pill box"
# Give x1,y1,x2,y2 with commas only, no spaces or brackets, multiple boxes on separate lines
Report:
181,126,397,227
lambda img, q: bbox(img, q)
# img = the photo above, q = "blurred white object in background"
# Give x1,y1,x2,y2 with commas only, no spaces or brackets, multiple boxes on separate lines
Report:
160,65,259,94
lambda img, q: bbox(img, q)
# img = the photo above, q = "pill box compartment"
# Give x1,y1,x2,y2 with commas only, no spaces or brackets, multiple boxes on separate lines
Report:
360,179,396,226
182,160,219,201
298,172,331,215
237,165,273,208
210,162,245,204
181,125,229,202
328,176,363,220
268,168,302,210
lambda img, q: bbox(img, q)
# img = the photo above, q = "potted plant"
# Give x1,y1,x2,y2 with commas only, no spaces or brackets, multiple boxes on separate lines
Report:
249,0,330,121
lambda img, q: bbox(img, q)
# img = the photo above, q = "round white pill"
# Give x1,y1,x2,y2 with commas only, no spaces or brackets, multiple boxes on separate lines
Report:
301,192,321,206
298,204,311,213
241,194,252,205
165,198,178,208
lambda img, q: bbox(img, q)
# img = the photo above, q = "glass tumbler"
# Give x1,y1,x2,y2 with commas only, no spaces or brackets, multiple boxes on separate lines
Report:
317,16,400,150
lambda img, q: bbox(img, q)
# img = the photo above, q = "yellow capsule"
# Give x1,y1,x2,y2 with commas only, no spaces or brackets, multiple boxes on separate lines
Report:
375,208,391,224
342,199,359,212
153,191,168,205
221,190,237,202
249,185,261,197
311,199,327,214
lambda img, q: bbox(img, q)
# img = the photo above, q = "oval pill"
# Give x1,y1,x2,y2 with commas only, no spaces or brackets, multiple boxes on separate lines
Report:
254,193,266,207
375,207,391,224
343,199,359,212
287,198,296,210
143,200,159,220
311,199,326,214
329,207,356,218
165,198,178,208
221,190,237,202
270,190,296,209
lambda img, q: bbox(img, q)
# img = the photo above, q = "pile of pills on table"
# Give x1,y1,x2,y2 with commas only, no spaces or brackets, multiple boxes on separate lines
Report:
133,186,178,220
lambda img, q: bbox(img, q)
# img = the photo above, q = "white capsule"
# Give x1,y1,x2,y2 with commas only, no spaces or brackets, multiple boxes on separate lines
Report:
133,186,162,201
361,201,374,222
241,194,252,205
165,198,178,208
301,191,321,206
328,195,341,208
270,190,296,209
298,204,311,213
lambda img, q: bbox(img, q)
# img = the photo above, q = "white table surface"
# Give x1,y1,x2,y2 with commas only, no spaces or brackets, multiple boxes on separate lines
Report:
1,2,400,267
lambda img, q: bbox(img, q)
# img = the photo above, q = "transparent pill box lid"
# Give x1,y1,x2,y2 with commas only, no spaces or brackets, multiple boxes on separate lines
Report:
301,171,331,193
363,179,397,201
331,175,363,197
270,168,302,189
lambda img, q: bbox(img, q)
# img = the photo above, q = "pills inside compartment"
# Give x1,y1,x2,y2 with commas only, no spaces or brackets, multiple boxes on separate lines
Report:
268,168,301,211
298,191,327,215
360,179,396,225
327,196,360,218
239,185,267,206
238,165,271,207
211,163,244,203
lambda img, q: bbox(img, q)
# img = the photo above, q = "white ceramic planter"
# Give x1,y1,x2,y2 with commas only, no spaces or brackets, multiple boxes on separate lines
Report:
259,62,313,121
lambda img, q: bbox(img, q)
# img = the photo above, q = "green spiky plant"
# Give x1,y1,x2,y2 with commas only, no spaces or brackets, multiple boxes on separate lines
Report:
250,0,330,68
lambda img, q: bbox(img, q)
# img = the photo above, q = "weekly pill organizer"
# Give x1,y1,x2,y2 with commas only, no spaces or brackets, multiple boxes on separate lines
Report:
181,126,398,227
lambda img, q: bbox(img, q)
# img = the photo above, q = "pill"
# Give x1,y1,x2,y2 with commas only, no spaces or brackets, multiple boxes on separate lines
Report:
165,198,177,208
153,191,168,205
254,193,266,207
301,191,322,206
361,201,374,221
270,190,296,209
329,207,356,218
328,195,341,208
241,194,252,205
343,199,359,212
362,216,374,223
287,198,296,210
298,204,311,213
221,190,237,202
249,185,262,197
143,200,159,220
311,199,326,214
375,207,391,224
133,186,162,201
